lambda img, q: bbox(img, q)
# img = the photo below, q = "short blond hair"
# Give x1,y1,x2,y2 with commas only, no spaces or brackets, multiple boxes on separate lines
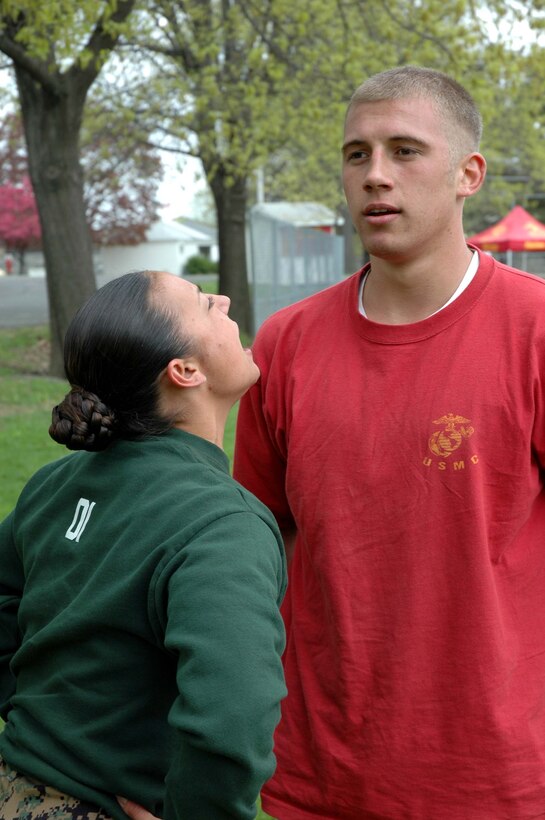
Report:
348,65,482,158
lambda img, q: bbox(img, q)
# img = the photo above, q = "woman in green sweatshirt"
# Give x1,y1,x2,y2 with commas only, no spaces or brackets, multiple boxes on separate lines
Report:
0,270,287,820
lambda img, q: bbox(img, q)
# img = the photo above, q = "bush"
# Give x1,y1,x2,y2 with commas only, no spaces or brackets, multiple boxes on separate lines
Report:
183,254,218,275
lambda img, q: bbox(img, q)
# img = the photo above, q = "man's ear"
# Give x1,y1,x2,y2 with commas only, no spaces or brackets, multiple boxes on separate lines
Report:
165,359,207,389
458,152,487,199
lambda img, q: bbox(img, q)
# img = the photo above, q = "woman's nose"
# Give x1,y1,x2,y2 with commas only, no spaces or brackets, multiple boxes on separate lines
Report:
217,294,231,314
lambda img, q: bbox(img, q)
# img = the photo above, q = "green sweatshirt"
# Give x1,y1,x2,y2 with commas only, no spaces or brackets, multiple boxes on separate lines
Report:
0,428,287,819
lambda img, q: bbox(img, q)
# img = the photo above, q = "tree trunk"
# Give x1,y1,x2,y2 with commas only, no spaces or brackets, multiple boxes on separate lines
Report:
15,69,96,378
208,168,253,337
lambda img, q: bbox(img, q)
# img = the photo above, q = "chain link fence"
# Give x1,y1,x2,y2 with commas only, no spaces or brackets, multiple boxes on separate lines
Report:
248,207,344,333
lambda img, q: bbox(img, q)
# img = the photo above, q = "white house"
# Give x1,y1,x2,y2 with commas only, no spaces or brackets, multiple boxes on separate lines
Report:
97,219,218,279
23,219,218,280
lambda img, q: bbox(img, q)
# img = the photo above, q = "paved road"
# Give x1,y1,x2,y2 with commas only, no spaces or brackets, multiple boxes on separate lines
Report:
0,273,214,328
0,276,50,327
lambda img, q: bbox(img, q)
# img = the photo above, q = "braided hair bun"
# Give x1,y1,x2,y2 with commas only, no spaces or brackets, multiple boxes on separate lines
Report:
49,387,116,451
49,270,195,451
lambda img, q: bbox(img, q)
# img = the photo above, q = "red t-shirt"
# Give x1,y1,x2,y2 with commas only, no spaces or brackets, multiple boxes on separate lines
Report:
234,251,545,819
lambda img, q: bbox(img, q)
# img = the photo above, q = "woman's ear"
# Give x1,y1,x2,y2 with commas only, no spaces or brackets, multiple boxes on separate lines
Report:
458,152,487,199
165,359,207,389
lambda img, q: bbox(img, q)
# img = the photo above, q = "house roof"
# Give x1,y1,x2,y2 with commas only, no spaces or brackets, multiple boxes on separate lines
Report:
176,217,217,241
251,201,341,227
145,220,215,244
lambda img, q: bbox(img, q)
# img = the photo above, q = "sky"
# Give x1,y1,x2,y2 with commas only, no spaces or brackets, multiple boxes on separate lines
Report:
156,152,208,222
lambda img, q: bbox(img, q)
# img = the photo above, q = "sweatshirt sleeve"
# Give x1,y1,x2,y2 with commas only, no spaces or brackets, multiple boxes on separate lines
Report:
0,511,23,720
161,511,287,820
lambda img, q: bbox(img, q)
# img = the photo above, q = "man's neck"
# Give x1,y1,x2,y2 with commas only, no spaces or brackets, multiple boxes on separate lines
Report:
362,246,474,325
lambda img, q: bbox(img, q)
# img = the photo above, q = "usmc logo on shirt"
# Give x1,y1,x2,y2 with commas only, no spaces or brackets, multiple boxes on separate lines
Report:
423,413,479,471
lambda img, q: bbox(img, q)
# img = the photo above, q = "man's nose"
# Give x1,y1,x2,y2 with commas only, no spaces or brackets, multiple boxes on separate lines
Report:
363,152,393,189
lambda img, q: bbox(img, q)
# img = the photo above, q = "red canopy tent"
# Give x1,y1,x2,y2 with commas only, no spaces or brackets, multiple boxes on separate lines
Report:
468,205,545,265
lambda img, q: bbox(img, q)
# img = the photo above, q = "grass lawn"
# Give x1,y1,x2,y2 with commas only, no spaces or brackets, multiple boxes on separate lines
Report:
0,325,65,518
0,323,275,820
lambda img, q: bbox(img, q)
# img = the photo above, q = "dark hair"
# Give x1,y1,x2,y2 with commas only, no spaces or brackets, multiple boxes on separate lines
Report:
49,270,194,452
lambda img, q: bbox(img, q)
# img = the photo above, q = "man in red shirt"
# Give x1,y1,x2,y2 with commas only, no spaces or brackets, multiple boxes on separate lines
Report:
232,66,545,819
121,65,545,820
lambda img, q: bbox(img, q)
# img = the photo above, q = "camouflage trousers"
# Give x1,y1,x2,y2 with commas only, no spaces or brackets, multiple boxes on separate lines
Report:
0,757,113,819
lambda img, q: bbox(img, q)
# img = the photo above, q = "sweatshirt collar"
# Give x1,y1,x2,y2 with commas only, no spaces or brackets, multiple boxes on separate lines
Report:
162,428,230,473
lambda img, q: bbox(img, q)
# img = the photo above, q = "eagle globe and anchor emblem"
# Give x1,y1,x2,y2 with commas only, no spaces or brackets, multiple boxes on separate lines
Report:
428,413,475,458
